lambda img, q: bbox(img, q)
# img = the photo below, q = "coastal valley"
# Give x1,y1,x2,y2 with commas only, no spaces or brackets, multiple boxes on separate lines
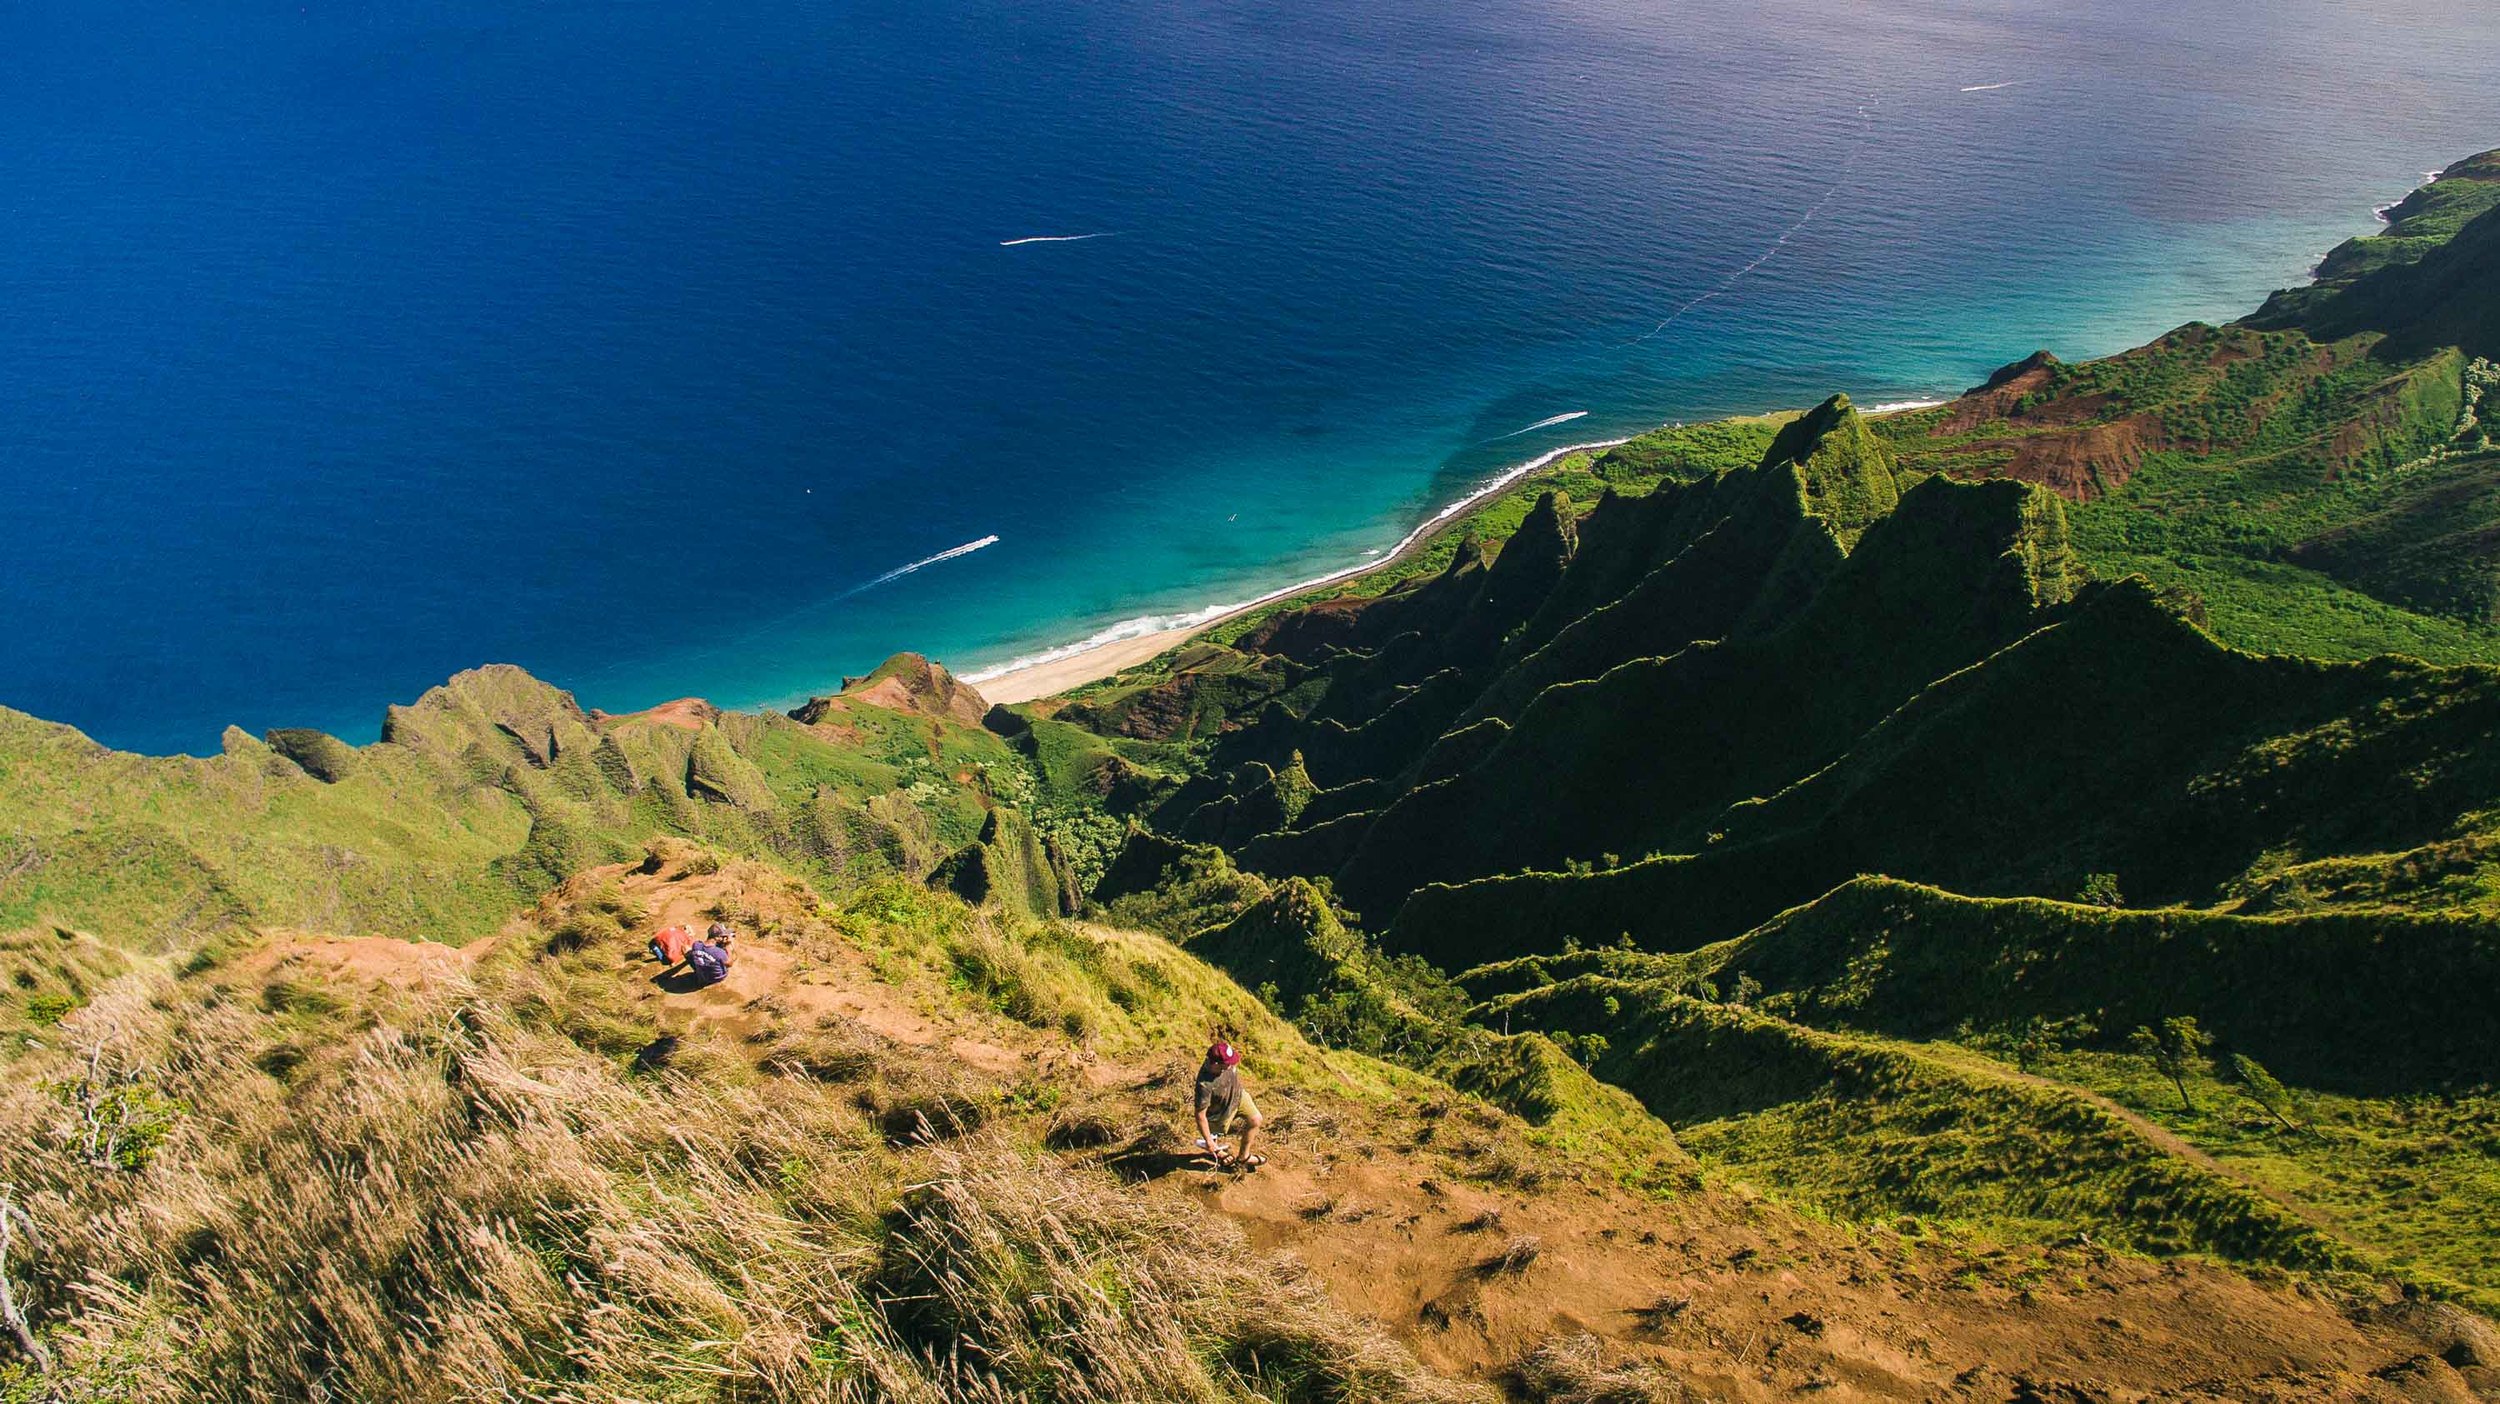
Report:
4,152,2500,1401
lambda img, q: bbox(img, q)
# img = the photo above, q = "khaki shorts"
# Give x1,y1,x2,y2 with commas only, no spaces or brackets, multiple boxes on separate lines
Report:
1211,1087,1260,1134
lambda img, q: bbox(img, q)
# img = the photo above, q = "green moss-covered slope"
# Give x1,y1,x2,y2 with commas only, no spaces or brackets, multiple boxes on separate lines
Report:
0,659,1052,945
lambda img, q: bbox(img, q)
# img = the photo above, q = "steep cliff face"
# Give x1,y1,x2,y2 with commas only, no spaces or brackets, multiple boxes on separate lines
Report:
1073,403,2098,940
2249,148,2500,358
1764,393,1901,544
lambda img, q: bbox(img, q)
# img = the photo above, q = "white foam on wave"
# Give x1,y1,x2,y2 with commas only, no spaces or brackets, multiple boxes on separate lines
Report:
1959,81,2019,93
1495,410,1590,438
841,535,1000,599
960,438,1630,684
999,232,1119,247
2376,170,2448,221
1864,398,1948,414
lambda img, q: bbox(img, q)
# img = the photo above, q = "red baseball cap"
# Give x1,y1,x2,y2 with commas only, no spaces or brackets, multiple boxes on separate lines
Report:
1209,1040,1240,1067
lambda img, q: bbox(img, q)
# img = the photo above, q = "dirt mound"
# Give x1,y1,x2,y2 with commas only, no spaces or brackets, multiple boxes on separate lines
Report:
1920,413,2163,501
1928,349,2168,500
243,929,487,989
596,696,722,731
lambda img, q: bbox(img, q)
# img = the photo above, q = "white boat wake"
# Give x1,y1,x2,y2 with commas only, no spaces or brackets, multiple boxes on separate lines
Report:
1960,81,2019,93
999,233,1120,247
841,535,1000,598
1495,410,1590,439
1623,96,1878,348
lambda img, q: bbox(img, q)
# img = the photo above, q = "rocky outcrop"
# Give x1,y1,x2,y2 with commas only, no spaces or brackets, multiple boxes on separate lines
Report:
794,653,989,728
1765,394,1901,546
1938,351,2064,435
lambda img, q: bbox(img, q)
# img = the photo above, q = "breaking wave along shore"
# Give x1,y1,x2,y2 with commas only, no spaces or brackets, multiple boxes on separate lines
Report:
960,435,1628,687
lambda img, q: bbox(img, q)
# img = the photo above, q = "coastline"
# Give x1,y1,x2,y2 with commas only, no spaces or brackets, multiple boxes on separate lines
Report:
963,435,1633,704
93,398,1948,748
965,394,1961,705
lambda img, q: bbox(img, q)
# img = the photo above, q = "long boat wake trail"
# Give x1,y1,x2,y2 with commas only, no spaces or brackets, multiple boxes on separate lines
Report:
998,232,1120,247
1494,410,1590,439
1621,96,1878,348
840,535,1001,598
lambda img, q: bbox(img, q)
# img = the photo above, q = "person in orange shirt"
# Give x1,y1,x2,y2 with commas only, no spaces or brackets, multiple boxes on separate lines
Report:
649,923,694,972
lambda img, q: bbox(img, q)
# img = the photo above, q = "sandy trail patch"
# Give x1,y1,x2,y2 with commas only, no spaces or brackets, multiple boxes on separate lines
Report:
622,868,1038,1078
1103,1078,2472,1401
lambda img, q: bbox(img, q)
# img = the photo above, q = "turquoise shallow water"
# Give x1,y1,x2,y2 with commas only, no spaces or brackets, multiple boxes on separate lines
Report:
3,0,2497,753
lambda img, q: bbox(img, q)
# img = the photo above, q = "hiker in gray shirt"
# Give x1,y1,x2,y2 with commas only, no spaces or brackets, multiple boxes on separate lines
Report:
1191,1029,1267,1168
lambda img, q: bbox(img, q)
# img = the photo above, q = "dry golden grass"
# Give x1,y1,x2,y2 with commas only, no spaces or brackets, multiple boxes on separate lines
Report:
1512,1334,1691,1404
0,931,1491,1402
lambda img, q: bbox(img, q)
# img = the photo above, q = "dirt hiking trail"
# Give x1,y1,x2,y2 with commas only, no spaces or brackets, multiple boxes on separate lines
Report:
243,861,2497,1403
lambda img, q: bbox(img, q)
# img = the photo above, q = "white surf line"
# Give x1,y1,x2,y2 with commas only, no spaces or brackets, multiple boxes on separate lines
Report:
1622,95,1879,349
1864,398,1949,415
1959,81,2019,93
839,535,1000,599
962,438,1629,685
2379,170,2454,222
1493,410,1590,439
999,232,1120,247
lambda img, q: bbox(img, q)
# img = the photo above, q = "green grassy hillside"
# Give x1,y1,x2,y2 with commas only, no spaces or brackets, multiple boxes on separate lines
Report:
1053,148,2500,1313
1466,876,2500,1091
1479,978,2353,1274
9,150,2500,1396
0,852,1535,1401
0,655,1107,953
1873,151,2500,659
1466,872,2500,1305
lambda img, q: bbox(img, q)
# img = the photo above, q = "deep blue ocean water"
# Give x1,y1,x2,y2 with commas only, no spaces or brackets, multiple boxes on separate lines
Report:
5,0,2497,754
